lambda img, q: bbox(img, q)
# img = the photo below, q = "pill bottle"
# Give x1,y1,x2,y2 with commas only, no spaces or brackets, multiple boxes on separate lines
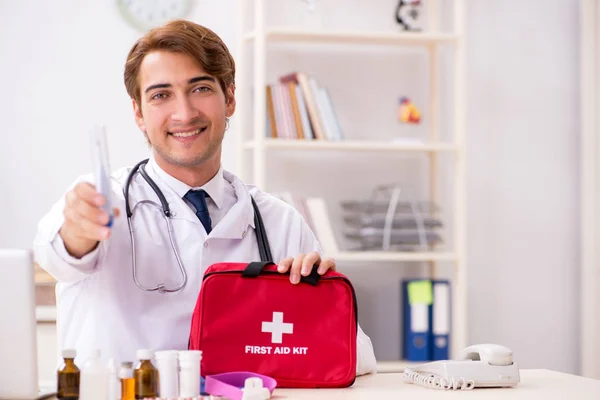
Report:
134,349,158,399
107,359,120,400
79,349,109,400
119,362,134,400
57,349,80,400
178,350,202,397
155,350,179,398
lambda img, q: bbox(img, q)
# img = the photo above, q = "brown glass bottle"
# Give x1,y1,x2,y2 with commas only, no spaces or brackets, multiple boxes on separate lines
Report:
57,349,80,400
134,349,159,399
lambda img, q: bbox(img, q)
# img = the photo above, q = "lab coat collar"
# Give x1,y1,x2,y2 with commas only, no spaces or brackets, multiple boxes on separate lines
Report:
143,156,255,239
148,157,225,209
217,169,257,236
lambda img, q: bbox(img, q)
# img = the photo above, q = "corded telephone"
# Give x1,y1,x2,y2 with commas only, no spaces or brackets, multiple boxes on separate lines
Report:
403,344,520,390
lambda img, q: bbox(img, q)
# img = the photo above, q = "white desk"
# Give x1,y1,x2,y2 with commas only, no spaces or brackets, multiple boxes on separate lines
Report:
274,370,600,399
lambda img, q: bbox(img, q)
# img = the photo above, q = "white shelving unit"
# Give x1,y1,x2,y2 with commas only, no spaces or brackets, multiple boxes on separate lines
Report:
580,0,600,379
243,138,459,153
243,29,459,46
335,251,457,263
235,0,467,365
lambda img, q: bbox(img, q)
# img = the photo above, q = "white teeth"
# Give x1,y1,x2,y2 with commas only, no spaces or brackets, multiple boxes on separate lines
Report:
171,129,201,137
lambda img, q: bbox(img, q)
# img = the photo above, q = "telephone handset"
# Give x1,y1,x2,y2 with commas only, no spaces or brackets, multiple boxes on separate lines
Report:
403,344,520,391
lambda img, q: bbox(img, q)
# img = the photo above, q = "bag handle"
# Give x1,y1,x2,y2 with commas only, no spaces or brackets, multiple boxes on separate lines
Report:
251,196,273,263
248,198,320,286
242,261,320,286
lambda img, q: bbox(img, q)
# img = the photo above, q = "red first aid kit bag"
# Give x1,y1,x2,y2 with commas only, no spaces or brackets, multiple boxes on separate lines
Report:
188,198,358,388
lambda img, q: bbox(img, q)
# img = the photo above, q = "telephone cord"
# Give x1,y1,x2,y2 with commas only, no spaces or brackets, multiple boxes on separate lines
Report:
403,369,475,391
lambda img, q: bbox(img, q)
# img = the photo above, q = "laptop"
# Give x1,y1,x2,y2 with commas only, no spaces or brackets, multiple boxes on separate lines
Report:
0,249,56,399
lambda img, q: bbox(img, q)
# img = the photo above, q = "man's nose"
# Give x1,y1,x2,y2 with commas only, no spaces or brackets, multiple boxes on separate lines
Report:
172,96,200,122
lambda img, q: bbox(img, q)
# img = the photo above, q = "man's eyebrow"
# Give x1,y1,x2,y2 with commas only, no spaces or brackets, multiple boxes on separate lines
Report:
144,76,216,94
145,83,171,94
189,75,216,84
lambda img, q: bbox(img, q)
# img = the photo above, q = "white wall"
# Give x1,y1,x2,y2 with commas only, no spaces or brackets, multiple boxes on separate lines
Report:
466,0,580,374
1,0,581,375
0,0,237,249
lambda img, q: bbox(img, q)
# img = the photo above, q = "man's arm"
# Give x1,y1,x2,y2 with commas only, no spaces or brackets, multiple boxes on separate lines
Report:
356,323,378,375
34,179,118,283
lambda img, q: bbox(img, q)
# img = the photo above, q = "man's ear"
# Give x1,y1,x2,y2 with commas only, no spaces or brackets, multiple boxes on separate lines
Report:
132,99,146,132
225,84,236,118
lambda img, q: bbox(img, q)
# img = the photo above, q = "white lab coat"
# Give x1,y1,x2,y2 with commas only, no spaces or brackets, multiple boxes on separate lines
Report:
34,156,377,375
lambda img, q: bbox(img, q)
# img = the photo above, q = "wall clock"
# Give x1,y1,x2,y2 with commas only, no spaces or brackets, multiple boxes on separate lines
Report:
118,0,193,32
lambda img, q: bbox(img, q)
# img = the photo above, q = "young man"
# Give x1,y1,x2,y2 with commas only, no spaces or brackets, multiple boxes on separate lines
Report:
34,20,377,375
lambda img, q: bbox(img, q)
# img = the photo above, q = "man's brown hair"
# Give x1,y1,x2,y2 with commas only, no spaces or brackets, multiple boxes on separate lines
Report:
124,20,235,106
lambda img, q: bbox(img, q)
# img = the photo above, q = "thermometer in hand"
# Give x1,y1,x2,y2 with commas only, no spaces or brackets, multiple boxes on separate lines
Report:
90,125,114,227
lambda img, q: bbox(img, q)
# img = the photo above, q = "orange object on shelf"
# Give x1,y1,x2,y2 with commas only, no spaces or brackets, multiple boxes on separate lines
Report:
398,96,421,124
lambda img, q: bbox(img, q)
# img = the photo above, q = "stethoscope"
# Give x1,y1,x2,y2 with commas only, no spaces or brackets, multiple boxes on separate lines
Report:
123,159,272,294
124,159,187,293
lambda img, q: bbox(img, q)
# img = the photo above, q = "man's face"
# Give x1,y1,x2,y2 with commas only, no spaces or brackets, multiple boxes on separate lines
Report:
133,50,235,168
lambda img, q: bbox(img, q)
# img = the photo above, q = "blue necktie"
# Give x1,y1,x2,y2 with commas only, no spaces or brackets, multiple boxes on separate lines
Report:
184,190,212,234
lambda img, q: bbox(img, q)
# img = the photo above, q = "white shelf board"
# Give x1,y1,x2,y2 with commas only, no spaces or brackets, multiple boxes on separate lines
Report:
377,360,421,373
36,306,56,322
244,139,458,153
244,29,459,46
333,251,457,262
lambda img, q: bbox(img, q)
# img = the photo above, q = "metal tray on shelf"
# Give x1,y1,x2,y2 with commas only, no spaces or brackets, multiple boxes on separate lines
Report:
343,214,443,229
344,228,442,249
340,200,440,214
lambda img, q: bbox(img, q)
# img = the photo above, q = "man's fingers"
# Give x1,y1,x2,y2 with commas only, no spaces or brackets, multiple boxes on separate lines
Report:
78,218,111,241
317,257,336,274
289,254,305,284
74,182,105,207
301,252,320,276
63,195,110,241
277,257,294,273
76,194,111,225
65,207,110,241
60,182,111,258
278,253,333,285
77,202,112,240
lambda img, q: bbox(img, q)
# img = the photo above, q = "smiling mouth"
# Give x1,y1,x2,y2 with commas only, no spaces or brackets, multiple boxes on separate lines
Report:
169,127,207,138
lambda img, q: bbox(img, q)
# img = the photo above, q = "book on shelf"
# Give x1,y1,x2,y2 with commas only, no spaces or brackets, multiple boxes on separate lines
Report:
266,72,344,141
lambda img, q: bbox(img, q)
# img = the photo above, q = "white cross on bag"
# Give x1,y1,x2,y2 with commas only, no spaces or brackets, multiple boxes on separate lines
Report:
261,312,294,344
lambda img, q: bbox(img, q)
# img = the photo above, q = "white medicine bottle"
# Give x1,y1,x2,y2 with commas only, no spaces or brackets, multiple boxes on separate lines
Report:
107,358,120,400
79,349,109,400
155,350,179,398
178,350,202,397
